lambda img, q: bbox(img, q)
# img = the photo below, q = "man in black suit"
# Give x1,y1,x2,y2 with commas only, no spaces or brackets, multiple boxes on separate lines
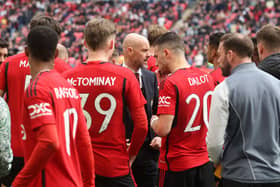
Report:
123,33,160,187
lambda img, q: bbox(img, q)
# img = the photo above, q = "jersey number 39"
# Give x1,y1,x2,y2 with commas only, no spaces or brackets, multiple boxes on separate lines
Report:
80,93,116,133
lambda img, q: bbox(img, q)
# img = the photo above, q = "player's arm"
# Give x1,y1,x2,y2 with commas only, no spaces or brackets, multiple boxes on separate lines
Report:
151,114,174,137
0,98,13,177
150,73,162,149
12,124,59,187
151,79,176,137
76,104,95,187
128,105,148,163
206,82,229,165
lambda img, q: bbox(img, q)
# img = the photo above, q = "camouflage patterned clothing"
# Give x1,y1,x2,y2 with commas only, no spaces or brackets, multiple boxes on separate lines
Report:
0,97,12,177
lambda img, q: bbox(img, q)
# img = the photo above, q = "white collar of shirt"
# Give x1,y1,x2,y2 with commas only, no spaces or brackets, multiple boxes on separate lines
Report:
123,62,143,88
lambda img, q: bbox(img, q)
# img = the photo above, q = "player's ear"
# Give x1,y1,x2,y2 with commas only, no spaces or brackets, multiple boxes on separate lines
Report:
25,46,29,57
109,39,114,50
55,49,58,58
227,50,233,61
258,43,263,56
164,48,169,57
128,47,133,53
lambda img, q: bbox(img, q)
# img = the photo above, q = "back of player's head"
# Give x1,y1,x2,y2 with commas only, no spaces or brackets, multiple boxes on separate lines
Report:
209,32,225,50
148,24,168,46
27,26,58,62
221,33,254,58
30,15,62,36
84,18,116,51
256,24,280,52
0,39,8,49
153,32,185,53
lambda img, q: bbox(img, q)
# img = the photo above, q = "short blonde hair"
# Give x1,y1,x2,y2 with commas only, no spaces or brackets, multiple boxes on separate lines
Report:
84,18,116,50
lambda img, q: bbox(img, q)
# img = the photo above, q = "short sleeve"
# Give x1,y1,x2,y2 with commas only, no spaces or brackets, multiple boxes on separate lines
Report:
157,79,177,115
25,86,55,130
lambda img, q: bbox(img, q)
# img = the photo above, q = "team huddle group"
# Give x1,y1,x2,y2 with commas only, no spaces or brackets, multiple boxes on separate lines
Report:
0,13,280,187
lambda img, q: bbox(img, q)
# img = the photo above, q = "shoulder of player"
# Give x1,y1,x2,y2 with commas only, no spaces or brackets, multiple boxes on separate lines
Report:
3,53,27,64
54,58,71,72
28,71,55,96
107,63,136,79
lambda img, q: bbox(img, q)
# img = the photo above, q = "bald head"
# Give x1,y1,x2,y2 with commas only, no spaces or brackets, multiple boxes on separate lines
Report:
122,33,150,70
123,33,149,49
57,44,68,62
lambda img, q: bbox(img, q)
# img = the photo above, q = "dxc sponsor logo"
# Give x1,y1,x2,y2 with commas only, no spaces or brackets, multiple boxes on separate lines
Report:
159,96,171,105
28,103,52,119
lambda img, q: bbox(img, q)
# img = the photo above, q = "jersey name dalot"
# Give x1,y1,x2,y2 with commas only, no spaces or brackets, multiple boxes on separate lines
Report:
188,74,210,86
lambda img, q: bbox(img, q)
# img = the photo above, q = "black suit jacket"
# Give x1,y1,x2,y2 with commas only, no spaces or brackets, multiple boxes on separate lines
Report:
124,68,158,144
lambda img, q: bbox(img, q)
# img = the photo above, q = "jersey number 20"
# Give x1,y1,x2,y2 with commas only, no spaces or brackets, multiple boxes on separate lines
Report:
184,91,212,132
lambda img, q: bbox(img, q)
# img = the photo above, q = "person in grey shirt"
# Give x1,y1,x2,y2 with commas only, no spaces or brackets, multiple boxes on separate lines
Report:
207,33,280,187
0,97,12,178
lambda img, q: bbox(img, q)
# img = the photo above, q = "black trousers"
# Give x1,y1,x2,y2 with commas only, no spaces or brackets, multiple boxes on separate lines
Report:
95,174,134,187
164,161,215,187
0,157,24,187
131,143,159,187
221,178,280,187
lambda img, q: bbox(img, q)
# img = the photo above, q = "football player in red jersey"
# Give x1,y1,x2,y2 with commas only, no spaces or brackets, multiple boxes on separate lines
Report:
0,15,71,187
63,18,148,187
147,24,168,85
151,32,215,187
207,32,225,86
147,24,167,73
12,26,95,187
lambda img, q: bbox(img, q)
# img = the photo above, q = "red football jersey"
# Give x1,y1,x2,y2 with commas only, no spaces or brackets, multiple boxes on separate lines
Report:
63,61,146,177
157,67,215,171
0,53,71,157
209,68,225,86
22,70,89,187
147,56,158,72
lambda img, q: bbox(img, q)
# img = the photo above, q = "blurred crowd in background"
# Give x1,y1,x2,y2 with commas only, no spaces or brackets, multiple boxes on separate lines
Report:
0,0,279,67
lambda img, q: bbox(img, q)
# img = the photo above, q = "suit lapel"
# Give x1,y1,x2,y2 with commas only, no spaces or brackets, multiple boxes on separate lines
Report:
141,68,149,98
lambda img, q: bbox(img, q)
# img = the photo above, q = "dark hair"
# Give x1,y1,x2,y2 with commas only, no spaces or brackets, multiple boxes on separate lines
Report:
221,33,254,58
0,39,8,49
209,32,225,49
153,32,185,52
256,24,280,51
84,18,116,50
148,24,168,46
251,37,257,46
27,26,58,62
30,15,62,36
